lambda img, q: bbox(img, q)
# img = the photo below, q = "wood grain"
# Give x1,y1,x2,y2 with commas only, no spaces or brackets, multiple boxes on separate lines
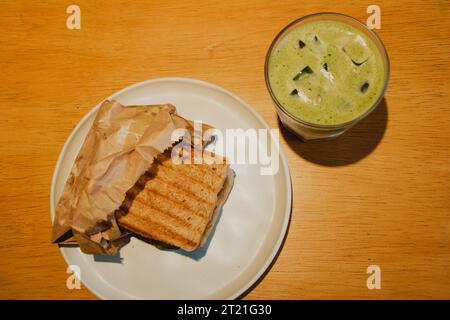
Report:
0,0,449,299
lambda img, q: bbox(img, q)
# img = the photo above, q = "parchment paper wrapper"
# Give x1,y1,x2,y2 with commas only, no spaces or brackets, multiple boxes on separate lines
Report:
52,100,193,255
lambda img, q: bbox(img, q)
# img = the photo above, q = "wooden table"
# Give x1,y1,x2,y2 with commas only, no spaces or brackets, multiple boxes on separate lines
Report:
1,0,449,299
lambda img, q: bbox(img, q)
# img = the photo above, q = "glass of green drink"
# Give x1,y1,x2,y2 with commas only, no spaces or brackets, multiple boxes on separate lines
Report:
265,13,390,141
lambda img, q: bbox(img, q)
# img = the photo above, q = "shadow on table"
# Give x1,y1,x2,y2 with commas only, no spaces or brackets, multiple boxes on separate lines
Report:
280,98,389,166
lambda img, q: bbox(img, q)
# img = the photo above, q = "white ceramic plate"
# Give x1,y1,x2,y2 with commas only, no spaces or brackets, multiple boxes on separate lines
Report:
50,78,292,299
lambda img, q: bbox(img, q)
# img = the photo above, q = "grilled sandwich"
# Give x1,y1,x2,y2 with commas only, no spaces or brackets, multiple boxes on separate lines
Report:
116,146,234,251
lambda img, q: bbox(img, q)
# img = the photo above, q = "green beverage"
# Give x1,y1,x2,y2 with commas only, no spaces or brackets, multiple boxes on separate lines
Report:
268,20,386,126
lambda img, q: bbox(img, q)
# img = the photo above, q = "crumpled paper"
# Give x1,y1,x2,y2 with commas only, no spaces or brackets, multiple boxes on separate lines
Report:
52,100,192,255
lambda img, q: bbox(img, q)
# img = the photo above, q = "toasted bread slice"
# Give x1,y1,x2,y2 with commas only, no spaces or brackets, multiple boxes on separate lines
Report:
117,147,233,251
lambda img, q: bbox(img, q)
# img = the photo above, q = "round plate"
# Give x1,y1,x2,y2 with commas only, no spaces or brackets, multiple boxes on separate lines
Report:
50,78,292,299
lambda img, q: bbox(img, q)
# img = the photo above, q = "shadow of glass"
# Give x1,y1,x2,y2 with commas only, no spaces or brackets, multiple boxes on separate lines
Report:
280,98,388,166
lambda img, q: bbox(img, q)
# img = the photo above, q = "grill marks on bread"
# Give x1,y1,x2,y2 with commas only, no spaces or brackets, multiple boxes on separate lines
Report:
117,147,229,251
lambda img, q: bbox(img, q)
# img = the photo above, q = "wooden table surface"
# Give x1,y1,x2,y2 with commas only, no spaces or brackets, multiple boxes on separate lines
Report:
1,0,449,300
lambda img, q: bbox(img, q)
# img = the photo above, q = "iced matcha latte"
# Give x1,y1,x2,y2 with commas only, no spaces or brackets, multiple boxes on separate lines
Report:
266,13,389,139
